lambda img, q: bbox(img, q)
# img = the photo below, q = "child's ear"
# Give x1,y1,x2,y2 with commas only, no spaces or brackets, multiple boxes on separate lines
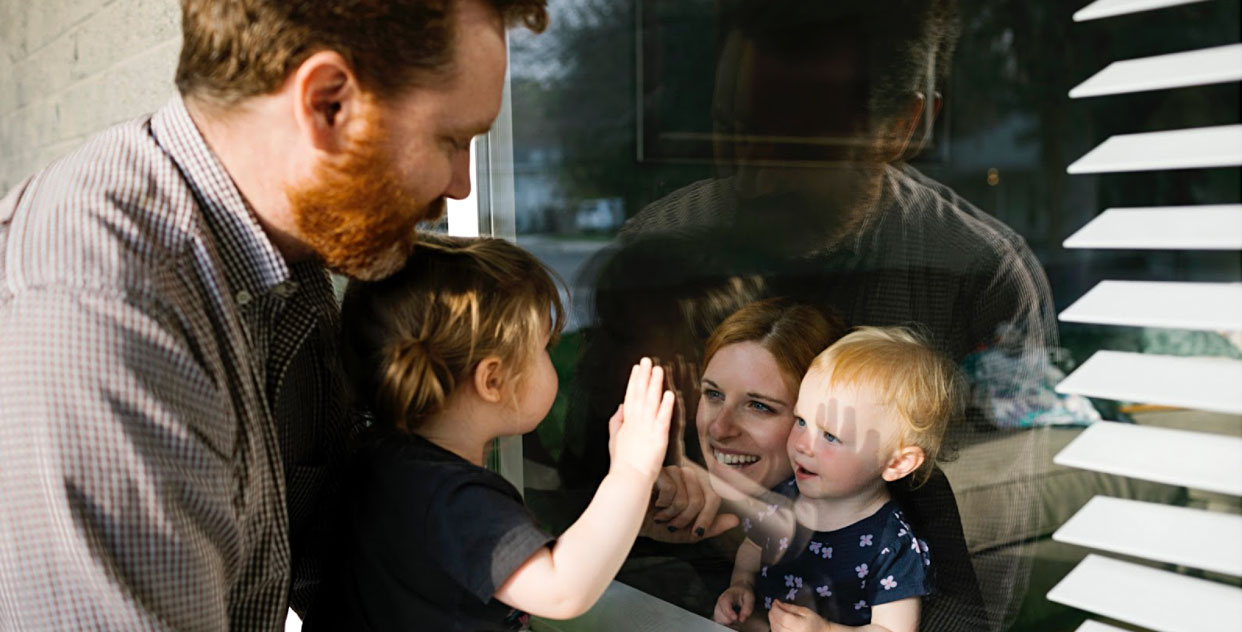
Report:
881,445,926,482
472,356,508,404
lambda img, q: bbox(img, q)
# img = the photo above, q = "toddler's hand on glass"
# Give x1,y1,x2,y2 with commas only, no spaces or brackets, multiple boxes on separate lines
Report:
607,358,674,484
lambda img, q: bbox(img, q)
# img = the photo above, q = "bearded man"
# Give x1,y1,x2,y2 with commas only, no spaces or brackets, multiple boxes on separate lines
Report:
0,0,546,629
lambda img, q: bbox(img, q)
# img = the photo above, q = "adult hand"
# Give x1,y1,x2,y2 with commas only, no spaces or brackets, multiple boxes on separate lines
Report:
640,464,739,542
714,585,755,627
607,358,675,484
769,600,832,632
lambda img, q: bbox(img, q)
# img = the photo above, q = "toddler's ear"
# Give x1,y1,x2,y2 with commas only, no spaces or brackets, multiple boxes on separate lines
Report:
472,356,508,403
881,445,925,483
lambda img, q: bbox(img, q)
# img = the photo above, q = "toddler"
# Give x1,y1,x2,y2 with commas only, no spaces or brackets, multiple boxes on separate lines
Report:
714,327,961,632
308,234,673,630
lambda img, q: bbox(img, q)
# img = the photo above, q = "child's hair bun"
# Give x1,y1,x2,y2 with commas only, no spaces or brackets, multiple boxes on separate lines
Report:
385,337,456,429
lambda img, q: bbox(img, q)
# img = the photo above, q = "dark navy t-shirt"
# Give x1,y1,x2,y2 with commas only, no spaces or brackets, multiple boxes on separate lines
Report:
748,490,932,626
306,431,554,631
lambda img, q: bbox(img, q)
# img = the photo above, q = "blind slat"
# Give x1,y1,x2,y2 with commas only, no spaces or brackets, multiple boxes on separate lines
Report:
1054,496,1242,576
1059,280,1242,331
1047,554,1242,632
1054,421,1242,495
1055,351,1242,414
1074,0,1212,21
1062,205,1242,250
1077,621,1132,632
1071,44,1242,98
1067,124,1242,174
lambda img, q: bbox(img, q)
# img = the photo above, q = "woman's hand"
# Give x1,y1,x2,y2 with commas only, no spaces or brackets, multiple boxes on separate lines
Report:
769,600,833,632
607,358,675,485
714,585,755,627
639,464,739,542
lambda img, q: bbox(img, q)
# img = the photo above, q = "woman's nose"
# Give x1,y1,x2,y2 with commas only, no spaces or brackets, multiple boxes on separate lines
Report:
708,406,741,440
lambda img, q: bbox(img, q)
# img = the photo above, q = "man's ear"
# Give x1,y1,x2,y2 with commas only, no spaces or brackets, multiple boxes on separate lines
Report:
880,92,927,163
881,445,926,482
290,50,367,153
472,356,508,404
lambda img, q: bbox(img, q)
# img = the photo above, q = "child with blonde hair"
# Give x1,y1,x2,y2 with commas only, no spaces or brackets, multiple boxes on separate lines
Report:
715,326,962,632
307,234,674,631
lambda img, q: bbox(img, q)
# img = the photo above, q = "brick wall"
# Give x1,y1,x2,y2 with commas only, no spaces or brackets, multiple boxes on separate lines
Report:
0,0,180,193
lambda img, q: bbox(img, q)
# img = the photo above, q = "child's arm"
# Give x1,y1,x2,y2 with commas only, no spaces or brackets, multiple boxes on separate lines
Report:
493,359,674,620
714,538,761,626
768,597,920,632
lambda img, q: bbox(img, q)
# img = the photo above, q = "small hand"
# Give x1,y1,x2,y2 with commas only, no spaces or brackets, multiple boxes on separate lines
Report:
607,358,675,484
713,585,755,627
769,600,831,632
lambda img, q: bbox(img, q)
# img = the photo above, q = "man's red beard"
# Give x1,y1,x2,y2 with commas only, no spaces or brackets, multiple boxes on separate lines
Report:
287,114,446,280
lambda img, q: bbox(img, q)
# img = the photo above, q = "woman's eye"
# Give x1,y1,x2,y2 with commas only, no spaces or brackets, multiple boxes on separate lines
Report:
748,401,775,414
704,389,724,401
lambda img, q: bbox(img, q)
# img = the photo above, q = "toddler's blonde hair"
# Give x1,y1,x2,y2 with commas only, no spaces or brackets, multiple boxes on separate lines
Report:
340,234,565,431
809,326,962,485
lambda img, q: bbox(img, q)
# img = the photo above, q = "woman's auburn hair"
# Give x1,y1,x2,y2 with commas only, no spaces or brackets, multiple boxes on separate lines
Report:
340,233,564,431
701,297,846,394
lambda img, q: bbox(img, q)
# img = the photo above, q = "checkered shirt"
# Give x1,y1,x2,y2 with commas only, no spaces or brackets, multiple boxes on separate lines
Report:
0,96,352,630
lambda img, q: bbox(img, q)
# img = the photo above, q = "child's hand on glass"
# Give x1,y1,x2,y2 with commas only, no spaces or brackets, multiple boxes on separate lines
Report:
713,585,755,627
607,358,675,484
769,600,832,632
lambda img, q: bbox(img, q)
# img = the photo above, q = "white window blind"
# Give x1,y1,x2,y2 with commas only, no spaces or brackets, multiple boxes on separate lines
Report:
1047,3,1242,630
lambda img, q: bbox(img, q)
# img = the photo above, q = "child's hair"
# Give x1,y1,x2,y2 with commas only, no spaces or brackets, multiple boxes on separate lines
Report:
809,326,963,486
340,234,565,432
703,297,847,394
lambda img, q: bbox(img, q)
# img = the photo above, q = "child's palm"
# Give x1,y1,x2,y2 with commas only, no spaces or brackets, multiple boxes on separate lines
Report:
608,359,674,483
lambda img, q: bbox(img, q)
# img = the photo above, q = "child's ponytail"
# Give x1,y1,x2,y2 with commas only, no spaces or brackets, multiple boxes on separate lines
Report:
341,234,565,432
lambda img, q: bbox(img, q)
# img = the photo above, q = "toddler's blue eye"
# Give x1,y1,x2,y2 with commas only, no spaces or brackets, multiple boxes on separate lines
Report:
822,431,840,444
795,417,806,427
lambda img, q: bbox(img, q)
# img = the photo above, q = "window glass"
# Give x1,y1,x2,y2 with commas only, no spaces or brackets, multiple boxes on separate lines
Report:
507,2,1240,630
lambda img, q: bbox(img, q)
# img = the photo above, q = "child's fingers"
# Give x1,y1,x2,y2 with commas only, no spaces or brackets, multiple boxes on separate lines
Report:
713,598,736,625
655,390,675,433
738,591,754,622
643,365,665,423
624,359,650,416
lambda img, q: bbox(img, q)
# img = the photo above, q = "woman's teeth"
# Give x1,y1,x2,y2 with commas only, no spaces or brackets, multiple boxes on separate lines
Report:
714,450,760,466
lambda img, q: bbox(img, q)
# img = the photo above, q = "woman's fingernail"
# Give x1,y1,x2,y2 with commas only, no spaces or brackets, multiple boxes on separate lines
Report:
695,527,705,537
667,526,678,532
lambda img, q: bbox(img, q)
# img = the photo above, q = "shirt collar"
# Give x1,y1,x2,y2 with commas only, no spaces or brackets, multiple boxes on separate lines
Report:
150,94,291,298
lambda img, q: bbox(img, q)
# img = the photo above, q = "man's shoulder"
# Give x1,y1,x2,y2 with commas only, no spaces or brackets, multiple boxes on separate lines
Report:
619,177,735,240
1,115,203,296
891,164,1032,259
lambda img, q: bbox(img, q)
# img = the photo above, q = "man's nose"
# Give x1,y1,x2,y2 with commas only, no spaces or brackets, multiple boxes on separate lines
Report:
444,145,472,200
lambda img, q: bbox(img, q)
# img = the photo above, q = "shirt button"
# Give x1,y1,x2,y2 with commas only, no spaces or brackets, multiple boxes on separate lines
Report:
273,281,298,299
236,289,253,306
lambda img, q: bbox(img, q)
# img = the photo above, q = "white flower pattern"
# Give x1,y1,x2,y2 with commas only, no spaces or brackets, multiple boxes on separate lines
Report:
859,534,873,547
881,576,898,590
817,585,832,597
855,563,868,578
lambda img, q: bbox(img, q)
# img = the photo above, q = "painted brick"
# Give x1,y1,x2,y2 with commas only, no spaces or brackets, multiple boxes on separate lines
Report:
14,0,178,111
0,0,112,62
